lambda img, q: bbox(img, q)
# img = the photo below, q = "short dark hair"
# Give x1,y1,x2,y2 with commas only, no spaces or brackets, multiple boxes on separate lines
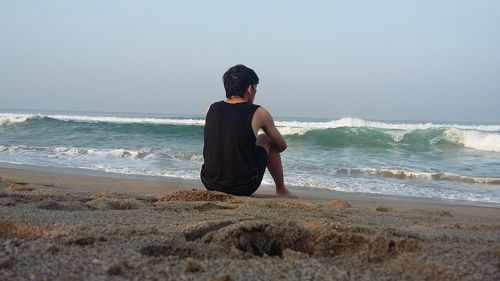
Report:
223,64,259,98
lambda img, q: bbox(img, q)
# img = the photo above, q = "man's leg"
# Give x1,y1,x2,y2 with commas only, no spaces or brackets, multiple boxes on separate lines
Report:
256,134,296,197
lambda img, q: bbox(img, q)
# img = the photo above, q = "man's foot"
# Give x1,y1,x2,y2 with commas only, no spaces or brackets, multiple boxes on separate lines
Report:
276,187,298,198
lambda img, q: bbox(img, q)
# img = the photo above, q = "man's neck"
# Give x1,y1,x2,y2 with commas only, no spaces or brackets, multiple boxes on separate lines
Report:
225,96,249,104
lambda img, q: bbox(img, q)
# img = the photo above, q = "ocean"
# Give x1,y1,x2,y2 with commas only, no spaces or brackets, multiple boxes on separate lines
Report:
1,110,499,204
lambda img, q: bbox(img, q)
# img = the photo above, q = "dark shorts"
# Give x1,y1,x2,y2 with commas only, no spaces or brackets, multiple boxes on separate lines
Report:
238,146,268,196
202,146,268,196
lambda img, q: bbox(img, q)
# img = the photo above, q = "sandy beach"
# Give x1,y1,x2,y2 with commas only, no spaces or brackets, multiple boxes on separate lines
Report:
1,166,499,281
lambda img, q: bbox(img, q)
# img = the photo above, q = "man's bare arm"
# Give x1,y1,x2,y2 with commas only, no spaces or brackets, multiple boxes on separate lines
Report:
255,107,287,152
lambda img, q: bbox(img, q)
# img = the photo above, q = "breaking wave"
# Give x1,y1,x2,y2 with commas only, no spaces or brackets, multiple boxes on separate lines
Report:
1,113,499,152
287,127,500,152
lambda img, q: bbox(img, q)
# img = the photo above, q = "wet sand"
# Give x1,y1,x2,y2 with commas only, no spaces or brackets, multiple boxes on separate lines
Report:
1,167,500,280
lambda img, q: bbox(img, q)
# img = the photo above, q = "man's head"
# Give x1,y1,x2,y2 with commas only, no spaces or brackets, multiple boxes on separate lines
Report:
223,64,259,99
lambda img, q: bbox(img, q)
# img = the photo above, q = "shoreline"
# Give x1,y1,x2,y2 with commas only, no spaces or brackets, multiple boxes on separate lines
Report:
1,162,499,209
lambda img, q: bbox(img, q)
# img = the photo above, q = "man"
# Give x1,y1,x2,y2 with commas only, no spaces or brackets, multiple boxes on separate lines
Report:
200,64,295,197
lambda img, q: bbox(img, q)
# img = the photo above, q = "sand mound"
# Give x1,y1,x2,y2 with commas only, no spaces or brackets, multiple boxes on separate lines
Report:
5,184,34,192
329,199,352,209
158,189,239,203
1,177,30,185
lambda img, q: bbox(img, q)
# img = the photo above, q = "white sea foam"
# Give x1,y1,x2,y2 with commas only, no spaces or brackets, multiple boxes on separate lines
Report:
110,148,140,158
386,131,406,143
335,167,500,185
0,145,204,162
443,128,500,152
274,117,500,134
0,114,31,127
51,115,206,126
1,113,499,132
87,165,199,180
53,147,89,156
0,113,205,126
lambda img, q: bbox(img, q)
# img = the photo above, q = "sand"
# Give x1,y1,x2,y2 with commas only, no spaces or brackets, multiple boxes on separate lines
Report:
1,167,500,281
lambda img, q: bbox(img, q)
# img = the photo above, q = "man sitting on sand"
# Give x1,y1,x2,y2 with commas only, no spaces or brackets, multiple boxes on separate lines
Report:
201,64,295,197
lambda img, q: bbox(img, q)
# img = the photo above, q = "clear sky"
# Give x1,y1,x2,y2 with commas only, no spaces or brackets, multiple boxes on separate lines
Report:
1,1,499,123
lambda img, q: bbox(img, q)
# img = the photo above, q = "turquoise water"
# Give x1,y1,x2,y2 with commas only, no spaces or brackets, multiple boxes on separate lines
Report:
1,111,499,203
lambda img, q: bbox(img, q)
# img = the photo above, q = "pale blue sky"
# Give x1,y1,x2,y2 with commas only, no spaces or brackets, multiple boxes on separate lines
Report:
1,0,499,122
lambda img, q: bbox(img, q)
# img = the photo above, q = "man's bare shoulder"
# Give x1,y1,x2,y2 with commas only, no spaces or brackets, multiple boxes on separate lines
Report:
255,106,272,121
254,106,278,131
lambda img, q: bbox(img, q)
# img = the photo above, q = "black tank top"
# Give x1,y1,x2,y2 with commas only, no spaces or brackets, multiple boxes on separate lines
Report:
200,101,261,193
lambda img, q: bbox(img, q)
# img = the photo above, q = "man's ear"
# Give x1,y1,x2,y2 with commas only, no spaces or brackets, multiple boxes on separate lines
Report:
247,84,257,95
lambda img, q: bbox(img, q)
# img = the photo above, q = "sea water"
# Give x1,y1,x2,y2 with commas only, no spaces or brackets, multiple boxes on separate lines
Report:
1,110,499,204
